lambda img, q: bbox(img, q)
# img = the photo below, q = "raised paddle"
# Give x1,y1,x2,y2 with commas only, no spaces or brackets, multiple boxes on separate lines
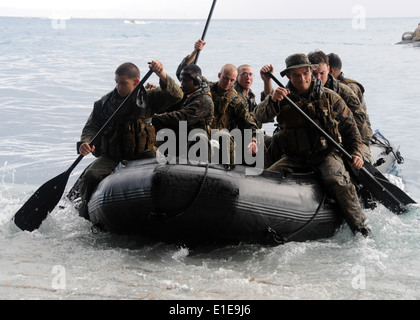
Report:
193,0,217,64
266,72,416,214
13,68,154,231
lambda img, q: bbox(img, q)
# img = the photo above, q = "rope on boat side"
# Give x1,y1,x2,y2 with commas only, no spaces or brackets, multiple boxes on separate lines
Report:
267,192,327,245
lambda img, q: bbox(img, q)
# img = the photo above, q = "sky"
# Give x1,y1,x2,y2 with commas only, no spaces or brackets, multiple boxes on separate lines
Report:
0,0,419,20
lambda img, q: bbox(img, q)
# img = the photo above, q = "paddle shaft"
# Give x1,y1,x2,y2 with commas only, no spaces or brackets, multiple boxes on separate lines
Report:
267,72,408,210
193,0,217,64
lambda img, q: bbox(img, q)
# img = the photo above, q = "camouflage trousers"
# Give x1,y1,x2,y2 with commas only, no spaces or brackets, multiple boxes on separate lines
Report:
268,151,368,232
264,132,284,169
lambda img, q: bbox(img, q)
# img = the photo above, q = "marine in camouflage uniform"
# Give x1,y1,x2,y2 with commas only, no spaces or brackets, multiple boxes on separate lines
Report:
307,50,372,164
327,53,374,145
337,75,373,137
177,49,259,164
234,79,274,168
209,81,258,131
152,64,214,160
255,54,370,236
152,83,214,135
233,65,261,128
233,82,257,114
72,62,183,220
209,78,259,164
324,73,372,163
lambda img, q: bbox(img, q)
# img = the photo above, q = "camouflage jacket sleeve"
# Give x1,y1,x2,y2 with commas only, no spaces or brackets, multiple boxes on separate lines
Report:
152,92,214,131
176,55,189,81
249,111,262,129
345,81,364,104
344,81,373,140
233,85,262,129
253,94,281,124
229,95,259,130
327,90,364,158
80,95,109,144
337,82,370,140
337,82,364,121
145,75,184,115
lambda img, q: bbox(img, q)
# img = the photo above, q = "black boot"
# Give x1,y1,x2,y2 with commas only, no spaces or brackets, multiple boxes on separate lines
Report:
355,226,372,238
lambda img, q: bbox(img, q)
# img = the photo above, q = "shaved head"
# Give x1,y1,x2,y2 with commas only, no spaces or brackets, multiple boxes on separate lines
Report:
218,64,238,92
220,64,237,76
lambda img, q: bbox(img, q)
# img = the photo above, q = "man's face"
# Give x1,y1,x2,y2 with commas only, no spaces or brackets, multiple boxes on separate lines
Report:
237,66,254,90
287,67,313,95
312,62,329,85
115,74,139,97
218,68,237,92
180,71,198,95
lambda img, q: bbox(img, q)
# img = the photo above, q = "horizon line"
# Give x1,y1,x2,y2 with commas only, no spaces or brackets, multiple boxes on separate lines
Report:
1,15,418,20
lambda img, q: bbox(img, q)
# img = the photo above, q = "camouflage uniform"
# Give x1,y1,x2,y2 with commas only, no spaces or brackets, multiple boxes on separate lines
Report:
152,83,214,159
210,82,258,132
152,84,214,135
75,76,183,219
233,83,258,113
233,82,276,168
233,82,263,129
254,78,368,233
257,90,286,168
209,81,259,164
325,73,372,163
337,72,374,142
176,56,258,164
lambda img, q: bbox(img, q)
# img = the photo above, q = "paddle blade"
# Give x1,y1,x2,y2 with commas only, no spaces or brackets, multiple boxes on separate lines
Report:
14,170,71,231
352,164,416,214
363,162,416,206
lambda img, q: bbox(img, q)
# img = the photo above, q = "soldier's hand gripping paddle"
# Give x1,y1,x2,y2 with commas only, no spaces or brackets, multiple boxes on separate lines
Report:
266,72,416,214
13,69,154,231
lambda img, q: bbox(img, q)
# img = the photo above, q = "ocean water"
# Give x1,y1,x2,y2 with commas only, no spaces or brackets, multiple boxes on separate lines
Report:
0,17,419,301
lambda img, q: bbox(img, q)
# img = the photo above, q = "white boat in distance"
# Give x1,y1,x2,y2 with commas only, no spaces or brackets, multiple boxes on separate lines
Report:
124,19,147,24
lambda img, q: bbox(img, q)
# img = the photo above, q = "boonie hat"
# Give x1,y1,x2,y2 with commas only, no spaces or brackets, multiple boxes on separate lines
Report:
280,53,318,77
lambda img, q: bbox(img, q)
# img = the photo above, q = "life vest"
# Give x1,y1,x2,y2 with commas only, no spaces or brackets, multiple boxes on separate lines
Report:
211,84,240,130
233,83,258,113
93,89,156,160
277,82,342,158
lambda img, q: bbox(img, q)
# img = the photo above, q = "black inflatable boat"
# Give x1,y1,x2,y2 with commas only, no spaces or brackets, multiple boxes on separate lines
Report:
84,131,402,245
